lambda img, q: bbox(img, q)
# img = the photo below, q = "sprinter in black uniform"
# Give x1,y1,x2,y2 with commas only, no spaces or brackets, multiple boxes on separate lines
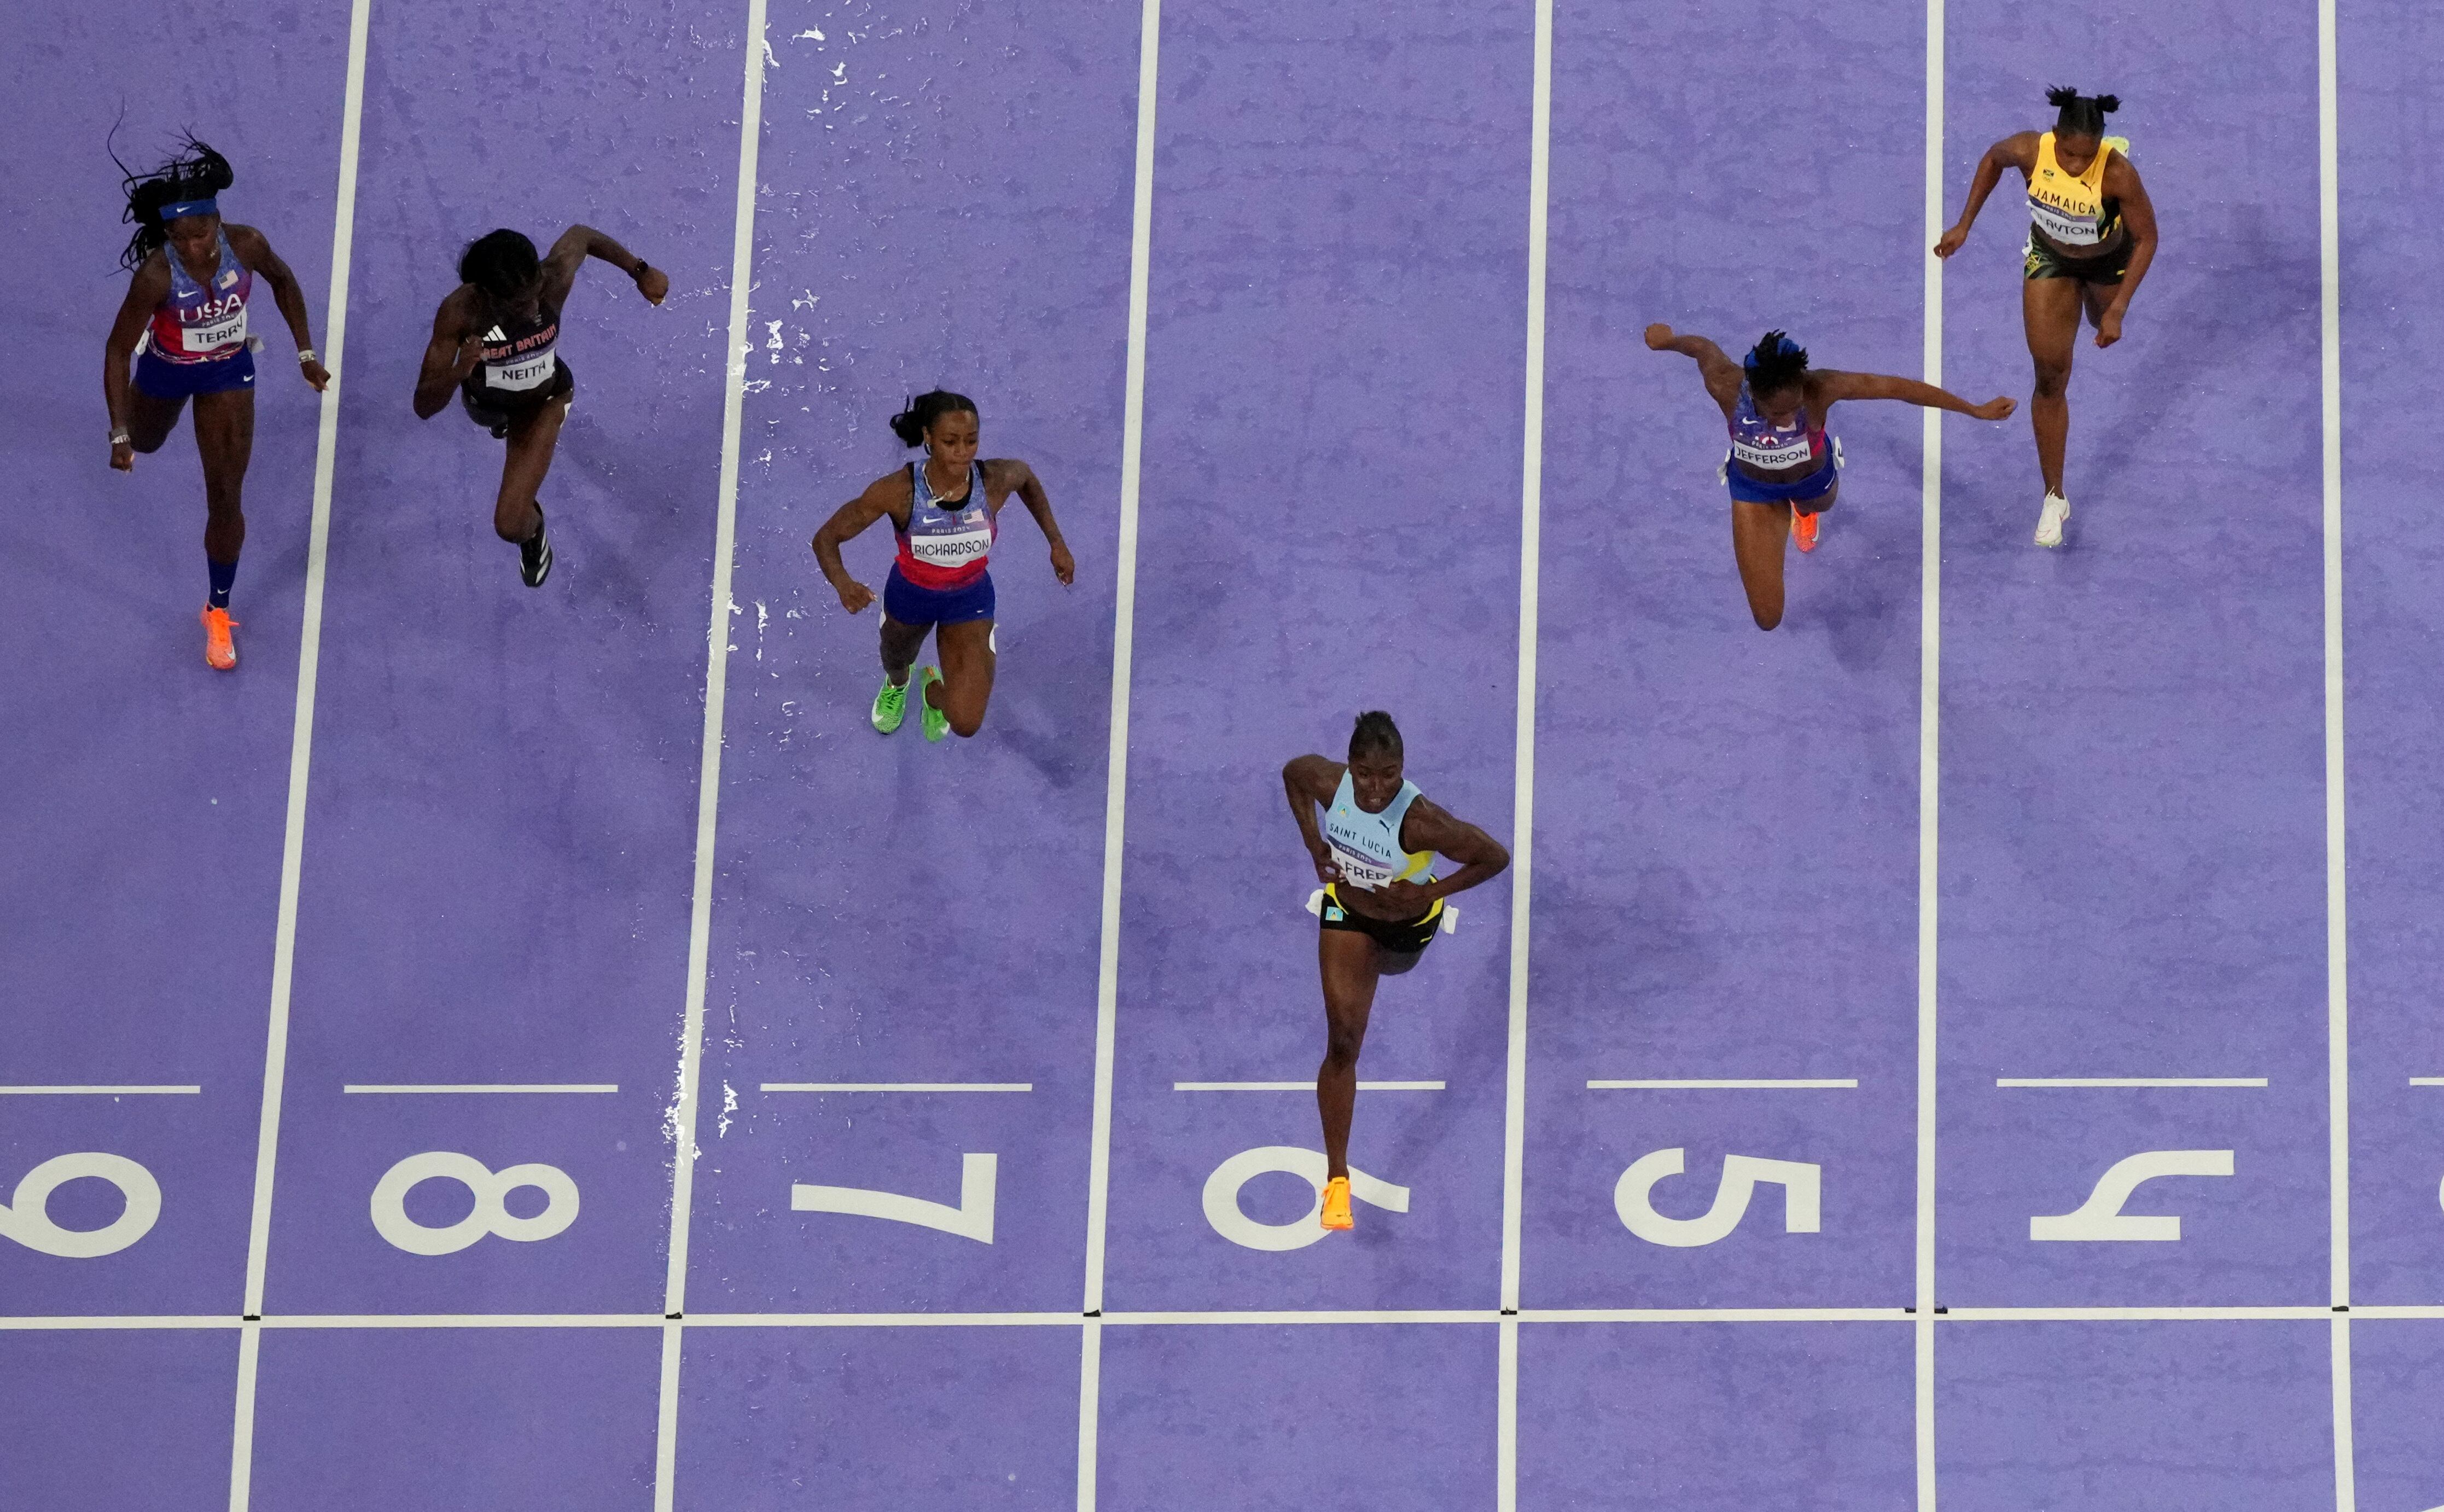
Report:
411,226,666,586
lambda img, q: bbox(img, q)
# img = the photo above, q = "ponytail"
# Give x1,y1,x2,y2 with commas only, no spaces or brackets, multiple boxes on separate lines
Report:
888,389,978,448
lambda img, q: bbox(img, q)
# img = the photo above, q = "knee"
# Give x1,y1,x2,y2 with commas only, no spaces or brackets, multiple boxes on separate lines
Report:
948,710,984,739
131,433,168,456
1751,606,1782,632
2032,365,2071,400
493,518,528,543
1322,1029,1363,1071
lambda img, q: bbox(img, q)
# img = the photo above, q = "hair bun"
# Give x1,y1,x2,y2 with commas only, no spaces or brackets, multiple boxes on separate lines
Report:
2046,84,2081,108
2094,94,2121,113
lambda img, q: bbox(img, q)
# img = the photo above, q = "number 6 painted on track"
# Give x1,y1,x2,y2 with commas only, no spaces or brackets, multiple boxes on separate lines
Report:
0,1153,162,1259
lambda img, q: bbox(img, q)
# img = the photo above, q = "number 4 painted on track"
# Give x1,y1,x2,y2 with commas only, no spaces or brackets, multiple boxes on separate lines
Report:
792,1153,998,1244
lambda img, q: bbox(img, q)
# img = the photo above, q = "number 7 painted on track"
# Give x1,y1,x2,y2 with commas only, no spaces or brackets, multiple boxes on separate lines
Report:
791,1153,998,1243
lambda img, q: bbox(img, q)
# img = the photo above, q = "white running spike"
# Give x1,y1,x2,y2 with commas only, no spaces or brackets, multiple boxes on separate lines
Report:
2034,492,2071,548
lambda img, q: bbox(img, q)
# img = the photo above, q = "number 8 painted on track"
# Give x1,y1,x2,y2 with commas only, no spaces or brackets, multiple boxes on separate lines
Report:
0,1153,162,1259
369,1152,580,1257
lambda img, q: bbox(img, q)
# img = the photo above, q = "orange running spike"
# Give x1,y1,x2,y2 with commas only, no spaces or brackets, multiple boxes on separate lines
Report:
200,606,240,671
1791,506,1819,554
1320,1175,1354,1231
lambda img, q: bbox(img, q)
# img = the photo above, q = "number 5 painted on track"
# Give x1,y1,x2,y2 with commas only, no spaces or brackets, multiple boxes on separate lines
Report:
1614,1149,1821,1248
792,1153,998,1243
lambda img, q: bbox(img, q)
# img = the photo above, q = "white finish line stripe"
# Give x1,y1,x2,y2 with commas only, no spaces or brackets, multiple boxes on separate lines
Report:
0,1085,200,1096
1588,1079,1857,1090
2410,1078,2444,1087
761,1082,1032,1093
1995,1078,2267,1089
342,1083,618,1094
1914,4,1945,1511
1173,1081,1444,1092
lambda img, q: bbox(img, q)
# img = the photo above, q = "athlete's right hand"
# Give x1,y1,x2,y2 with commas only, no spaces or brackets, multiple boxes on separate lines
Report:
110,439,135,472
1970,396,2016,421
1642,323,1675,350
1933,224,1969,259
835,579,875,614
1310,846,1342,886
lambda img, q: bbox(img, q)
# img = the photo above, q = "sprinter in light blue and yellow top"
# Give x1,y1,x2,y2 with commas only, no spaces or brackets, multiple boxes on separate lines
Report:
1937,86,2160,548
1281,712,1509,1234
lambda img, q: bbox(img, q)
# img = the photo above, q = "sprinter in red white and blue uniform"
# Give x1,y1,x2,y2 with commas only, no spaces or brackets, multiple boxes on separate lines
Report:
1646,325,2015,632
811,390,1076,741
103,137,329,671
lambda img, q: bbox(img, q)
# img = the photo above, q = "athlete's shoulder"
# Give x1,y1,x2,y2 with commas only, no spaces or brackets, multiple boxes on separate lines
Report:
981,456,1034,488
1994,130,2043,170
223,222,271,258
865,464,918,507
1284,753,1346,799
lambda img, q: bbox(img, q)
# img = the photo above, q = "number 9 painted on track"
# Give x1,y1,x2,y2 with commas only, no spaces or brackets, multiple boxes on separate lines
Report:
369,1152,579,1257
1201,1146,1410,1251
0,1153,162,1259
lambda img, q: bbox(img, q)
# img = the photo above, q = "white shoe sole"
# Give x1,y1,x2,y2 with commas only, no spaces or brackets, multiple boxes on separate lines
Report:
2034,499,2070,548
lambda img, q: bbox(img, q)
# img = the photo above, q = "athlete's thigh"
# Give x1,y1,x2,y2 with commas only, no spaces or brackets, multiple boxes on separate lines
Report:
1793,478,1839,517
126,387,187,451
496,397,569,519
934,616,997,718
2022,276,2083,370
879,613,932,660
1317,926,1382,1025
189,388,256,486
1730,499,1788,580
2080,277,2116,327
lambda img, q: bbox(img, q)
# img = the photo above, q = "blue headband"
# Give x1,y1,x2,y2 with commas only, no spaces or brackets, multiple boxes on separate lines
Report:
158,197,219,221
1742,335,1803,373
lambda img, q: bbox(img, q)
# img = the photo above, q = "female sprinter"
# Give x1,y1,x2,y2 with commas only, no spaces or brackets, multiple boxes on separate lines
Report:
411,226,667,586
103,137,329,670
810,391,1075,741
1936,87,2158,546
1645,325,2015,630
1282,712,1509,1232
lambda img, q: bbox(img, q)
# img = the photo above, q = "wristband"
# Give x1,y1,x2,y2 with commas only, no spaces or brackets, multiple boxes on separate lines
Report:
297,347,318,365
110,428,131,446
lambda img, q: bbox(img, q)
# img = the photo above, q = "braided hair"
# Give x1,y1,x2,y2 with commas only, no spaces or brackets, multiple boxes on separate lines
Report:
1743,330,1809,397
889,389,979,447
2046,85,2121,139
1349,710,1404,764
114,132,234,272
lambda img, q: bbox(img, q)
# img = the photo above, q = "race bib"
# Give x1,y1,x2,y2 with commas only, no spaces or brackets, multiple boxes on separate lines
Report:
2029,199,2102,246
910,527,993,567
486,351,557,392
1329,845,1398,892
183,306,247,354
1731,434,1812,469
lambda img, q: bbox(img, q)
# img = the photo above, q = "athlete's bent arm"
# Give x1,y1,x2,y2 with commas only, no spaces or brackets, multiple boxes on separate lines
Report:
229,226,329,391
1815,371,2016,421
810,475,905,614
542,224,669,309
1377,799,1509,918
1282,755,1347,885
1934,133,2038,258
2092,160,2158,348
988,458,1075,586
411,293,482,420
1643,323,1745,415
103,258,170,470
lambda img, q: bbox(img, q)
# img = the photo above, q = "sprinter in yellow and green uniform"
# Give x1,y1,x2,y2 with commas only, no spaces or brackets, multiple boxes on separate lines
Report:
1280,712,1509,1233
1936,86,2160,548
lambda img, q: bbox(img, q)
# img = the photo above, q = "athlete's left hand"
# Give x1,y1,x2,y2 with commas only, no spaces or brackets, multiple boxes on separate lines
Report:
300,358,331,392
1378,879,1438,916
2092,309,2123,348
1970,396,2016,421
635,265,670,305
1049,540,1075,586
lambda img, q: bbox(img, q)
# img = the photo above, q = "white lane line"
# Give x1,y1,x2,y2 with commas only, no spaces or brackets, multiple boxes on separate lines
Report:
1080,0,1163,1324
1588,1078,1857,1090
2410,1078,2444,1087
342,1083,619,1094
1916,4,1945,1511
1172,1080,1444,1092
238,0,371,1331
1995,1077,2267,1089
0,1085,200,1095
1496,1316,1520,1507
1516,1308,1904,1324
1500,0,1556,1328
2319,0,2353,1501
230,10,372,1511
1074,1320,1103,1512
655,2,769,1508
761,1082,1032,1094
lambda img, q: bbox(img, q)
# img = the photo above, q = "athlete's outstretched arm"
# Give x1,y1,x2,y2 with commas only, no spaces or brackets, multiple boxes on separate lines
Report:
1815,371,2015,421
2092,157,2158,348
1935,132,2038,258
228,226,329,391
810,473,907,614
1643,324,1744,416
542,225,668,309
412,291,483,420
1281,755,1346,886
103,257,170,471
987,458,1075,586
1378,799,1510,918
